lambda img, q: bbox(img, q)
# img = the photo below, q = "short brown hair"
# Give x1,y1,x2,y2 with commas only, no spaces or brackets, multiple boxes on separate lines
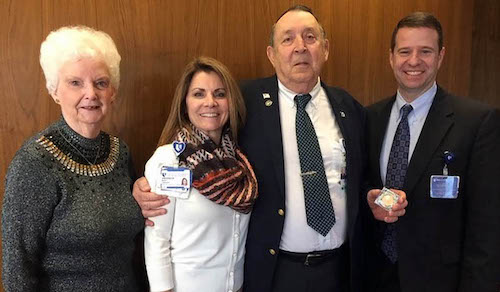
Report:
269,5,326,47
391,12,443,52
157,57,246,146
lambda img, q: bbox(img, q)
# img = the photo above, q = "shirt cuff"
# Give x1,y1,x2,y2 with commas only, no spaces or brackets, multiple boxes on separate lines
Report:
147,263,174,292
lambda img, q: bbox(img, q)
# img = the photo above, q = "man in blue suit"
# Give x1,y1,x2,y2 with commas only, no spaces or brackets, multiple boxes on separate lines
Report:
239,5,366,292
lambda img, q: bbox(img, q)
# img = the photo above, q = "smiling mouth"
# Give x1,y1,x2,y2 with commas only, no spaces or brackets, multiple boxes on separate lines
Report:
200,113,219,117
80,106,101,110
405,70,424,76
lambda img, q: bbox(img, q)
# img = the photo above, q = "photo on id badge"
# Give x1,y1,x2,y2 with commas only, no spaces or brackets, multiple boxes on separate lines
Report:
156,165,191,199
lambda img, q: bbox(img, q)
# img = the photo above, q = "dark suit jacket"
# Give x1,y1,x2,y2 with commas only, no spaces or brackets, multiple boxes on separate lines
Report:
366,86,500,292
239,76,367,292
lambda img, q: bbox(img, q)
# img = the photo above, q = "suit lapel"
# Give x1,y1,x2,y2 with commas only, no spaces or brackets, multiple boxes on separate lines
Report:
259,76,286,199
405,87,454,195
372,97,395,187
323,84,350,148
323,84,358,231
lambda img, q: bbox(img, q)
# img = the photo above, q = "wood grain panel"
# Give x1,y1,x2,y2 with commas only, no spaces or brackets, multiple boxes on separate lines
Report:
347,0,388,105
433,0,473,97
246,0,291,79
470,0,500,108
327,0,351,90
0,1,44,176
218,0,259,78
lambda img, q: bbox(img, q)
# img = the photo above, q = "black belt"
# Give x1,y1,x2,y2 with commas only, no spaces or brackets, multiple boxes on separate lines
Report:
278,245,345,266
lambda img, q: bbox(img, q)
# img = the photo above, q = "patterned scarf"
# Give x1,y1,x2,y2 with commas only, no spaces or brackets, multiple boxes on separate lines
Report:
176,125,258,214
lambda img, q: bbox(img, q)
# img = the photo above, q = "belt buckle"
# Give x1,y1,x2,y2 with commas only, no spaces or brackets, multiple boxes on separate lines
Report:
304,253,322,266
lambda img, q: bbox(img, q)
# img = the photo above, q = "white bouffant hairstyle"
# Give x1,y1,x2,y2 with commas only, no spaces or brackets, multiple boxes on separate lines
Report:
40,25,121,95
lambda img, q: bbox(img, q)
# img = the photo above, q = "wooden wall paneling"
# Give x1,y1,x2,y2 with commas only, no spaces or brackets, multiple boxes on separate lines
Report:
470,0,500,108
217,0,260,80
347,0,388,105
433,0,473,97
327,0,352,93
41,0,98,29
248,0,291,80
0,1,44,211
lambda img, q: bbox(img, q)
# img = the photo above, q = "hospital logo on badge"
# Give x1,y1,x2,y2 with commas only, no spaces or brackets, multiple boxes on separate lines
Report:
173,141,186,156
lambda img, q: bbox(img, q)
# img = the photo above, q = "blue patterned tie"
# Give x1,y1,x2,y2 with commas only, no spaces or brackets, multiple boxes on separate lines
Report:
295,94,335,236
382,104,413,263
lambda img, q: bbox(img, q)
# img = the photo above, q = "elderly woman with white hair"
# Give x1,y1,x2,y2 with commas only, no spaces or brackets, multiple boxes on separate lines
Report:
2,26,145,291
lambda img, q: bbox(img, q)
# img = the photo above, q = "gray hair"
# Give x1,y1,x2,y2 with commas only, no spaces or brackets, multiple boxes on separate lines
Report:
40,26,121,95
269,5,326,47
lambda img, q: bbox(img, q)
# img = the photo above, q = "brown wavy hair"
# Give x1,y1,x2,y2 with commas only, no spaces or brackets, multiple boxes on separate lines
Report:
157,56,246,147
391,12,443,52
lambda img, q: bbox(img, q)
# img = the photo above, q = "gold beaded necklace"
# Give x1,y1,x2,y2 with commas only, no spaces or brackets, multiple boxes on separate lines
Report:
37,133,120,177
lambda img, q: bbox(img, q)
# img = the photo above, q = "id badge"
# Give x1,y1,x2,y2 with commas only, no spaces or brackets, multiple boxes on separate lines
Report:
430,175,459,199
155,165,191,199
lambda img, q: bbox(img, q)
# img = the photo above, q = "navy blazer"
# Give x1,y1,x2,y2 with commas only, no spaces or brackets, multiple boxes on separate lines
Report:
366,86,500,292
239,76,367,292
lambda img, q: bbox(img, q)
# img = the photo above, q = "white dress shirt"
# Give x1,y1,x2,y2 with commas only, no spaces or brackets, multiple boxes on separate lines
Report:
278,78,347,253
144,144,250,292
380,83,436,184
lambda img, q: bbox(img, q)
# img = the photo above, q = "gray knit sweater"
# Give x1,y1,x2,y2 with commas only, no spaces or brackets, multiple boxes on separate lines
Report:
2,118,145,291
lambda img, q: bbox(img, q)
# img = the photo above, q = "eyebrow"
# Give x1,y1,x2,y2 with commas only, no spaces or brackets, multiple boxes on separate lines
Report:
190,87,226,91
397,46,435,51
63,75,110,80
64,76,81,80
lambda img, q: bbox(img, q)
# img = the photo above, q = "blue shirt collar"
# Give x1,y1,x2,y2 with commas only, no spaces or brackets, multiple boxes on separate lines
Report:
395,82,437,119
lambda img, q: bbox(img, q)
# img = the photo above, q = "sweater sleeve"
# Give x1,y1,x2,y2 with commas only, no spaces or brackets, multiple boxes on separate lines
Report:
143,145,178,292
2,149,60,292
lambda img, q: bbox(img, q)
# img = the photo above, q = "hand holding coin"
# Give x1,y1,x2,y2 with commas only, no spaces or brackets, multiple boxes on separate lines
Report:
367,188,408,223
375,188,400,211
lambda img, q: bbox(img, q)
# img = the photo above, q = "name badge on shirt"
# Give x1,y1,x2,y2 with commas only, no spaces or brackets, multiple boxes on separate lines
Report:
155,165,191,199
430,175,459,199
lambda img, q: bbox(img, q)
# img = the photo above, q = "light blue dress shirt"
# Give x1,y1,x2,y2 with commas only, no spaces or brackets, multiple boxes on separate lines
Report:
380,83,437,185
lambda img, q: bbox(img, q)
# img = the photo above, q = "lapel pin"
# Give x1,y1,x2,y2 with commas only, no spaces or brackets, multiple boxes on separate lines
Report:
340,111,346,118
173,141,186,156
443,151,455,164
265,100,273,107
262,93,271,99
442,151,455,176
